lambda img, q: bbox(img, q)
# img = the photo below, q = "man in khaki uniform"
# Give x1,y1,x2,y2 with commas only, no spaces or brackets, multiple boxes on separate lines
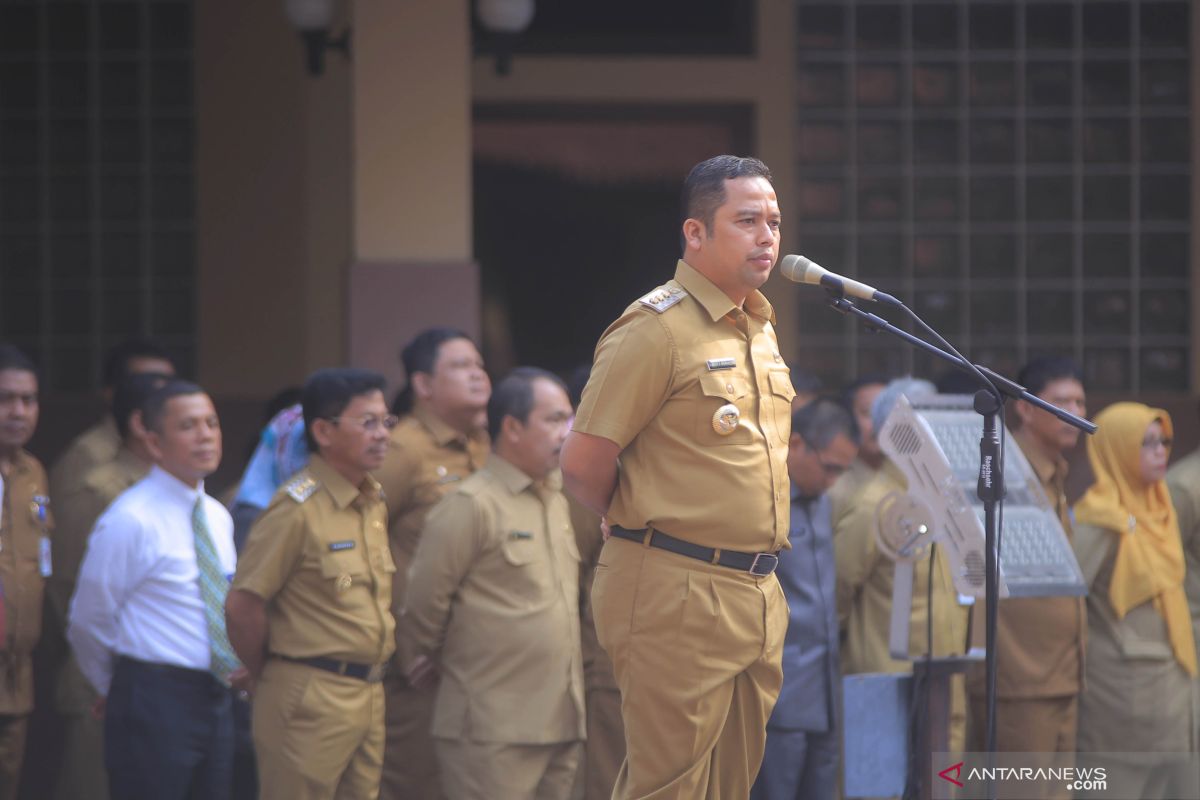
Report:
375,328,490,800
561,155,794,799
834,379,969,749
827,375,886,524
966,357,1087,783
0,345,53,800
49,339,174,505
226,368,396,800
49,373,166,800
403,368,583,799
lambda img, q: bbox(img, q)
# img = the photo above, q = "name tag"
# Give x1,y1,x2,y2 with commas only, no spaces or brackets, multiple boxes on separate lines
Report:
706,358,736,371
509,531,533,541
328,540,356,552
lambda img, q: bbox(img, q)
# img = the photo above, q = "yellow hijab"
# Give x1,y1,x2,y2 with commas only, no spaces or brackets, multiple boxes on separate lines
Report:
1074,402,1196,676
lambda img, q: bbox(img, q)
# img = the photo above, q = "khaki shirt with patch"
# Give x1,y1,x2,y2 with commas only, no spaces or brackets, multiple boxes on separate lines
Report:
573,260,795,552
0,450,53,713
403,455,584,744
49,417,121,503
233,455,396,665
966,428,1085,699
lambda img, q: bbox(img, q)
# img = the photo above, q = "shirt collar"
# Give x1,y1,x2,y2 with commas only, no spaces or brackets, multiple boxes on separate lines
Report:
485,453,539,496
145,464,205,506
308,454,378,510
413,405,484,449
673,259,776,325
1013,427,1068,488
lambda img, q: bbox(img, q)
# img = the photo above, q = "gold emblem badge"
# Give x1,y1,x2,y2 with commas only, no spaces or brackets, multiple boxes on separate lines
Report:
336,573,353,593
712,403,741,435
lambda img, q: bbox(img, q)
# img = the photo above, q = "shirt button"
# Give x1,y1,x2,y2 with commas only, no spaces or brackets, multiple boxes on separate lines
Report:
726,383,734,393
774,355,782,362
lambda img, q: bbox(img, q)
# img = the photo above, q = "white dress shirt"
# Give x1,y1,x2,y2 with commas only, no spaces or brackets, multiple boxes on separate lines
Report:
68,465,236,695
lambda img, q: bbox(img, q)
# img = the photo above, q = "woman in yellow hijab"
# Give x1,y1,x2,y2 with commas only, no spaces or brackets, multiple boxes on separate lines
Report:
1073,402,1197,798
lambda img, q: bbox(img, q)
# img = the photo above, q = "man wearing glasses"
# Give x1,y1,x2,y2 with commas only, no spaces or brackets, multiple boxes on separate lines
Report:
226,368,398,800
753,397,858,800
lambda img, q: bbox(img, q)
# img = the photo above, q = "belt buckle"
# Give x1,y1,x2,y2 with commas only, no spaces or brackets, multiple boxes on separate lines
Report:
749,552,779,576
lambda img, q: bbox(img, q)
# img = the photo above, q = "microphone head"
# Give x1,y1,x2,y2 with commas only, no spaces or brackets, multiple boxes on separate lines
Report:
779,254,826,285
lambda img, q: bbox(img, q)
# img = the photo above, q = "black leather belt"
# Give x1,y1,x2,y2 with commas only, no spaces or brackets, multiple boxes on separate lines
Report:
609,526,780,576
277,655,388,683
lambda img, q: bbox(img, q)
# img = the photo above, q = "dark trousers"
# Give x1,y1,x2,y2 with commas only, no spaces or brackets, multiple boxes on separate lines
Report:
750,727,840,800
105,656,234,800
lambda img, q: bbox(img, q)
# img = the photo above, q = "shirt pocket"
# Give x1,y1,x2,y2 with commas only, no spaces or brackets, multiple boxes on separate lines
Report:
768,369,797,444
501,535,537,567
694,372,753,446
319,550,370,601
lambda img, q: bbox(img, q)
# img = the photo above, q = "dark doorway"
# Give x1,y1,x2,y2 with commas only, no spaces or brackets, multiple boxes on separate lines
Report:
473,105,752,377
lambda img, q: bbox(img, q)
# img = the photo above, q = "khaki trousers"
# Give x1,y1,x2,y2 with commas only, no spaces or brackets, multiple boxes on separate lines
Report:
54,655,108,800
591,539,787,799
252,660,385,800
378,676,443,800
967,693,1078,800
436,738,582,800
584,687,625,800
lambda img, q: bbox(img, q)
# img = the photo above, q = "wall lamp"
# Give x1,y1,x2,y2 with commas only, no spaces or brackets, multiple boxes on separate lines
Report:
285,0,351,76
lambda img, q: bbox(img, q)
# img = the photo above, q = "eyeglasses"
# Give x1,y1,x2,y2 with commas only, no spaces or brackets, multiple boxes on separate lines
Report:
327,414,400,433
1142,436,1172,451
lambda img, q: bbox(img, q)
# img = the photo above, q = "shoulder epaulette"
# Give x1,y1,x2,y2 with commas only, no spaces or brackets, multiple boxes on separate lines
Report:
638,285,687,314
285,473,319,503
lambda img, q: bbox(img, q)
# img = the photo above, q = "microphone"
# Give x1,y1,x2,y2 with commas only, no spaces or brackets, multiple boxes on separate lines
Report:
779,254,901,306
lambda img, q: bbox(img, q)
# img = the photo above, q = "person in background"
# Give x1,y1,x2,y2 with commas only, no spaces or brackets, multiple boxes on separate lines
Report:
1073,402,1198,799
1166,401,1200,667
0,344,53,800
227,368,395,800
376,328,491,800
49,339,175,503
965,356,1087,793
228,403,308,550
49,372,169,800
827,375,887,523
403,368,583,800
69,380,247,800
753,397,858,800
789,368,823,411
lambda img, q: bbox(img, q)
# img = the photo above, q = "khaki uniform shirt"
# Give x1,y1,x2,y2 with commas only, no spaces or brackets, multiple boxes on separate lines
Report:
828,457,880,527
1167,448,1200,655
232,455,396,665
403,456,585,744
1073,521,1195,754
966,429,1085,699
48,447,148,625
0,450,53,713
573,260,795,552
374,407,488,662
49,417,121,503
835,461,968,674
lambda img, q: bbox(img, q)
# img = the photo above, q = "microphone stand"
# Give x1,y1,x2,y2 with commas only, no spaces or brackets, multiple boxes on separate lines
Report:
824,290,1094,800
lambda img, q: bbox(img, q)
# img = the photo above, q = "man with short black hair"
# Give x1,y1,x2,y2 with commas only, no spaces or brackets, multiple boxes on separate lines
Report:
562,154,794,798
50,338,175,501
376,328,491,800
754,398,858,800
966,356,1087,785
69,380,245,800
404,368,583,800
0,344,53,800
227,368,396,800
50,372,169,800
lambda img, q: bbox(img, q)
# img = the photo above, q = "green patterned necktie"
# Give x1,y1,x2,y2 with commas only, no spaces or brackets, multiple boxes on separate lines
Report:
192,498,241,685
